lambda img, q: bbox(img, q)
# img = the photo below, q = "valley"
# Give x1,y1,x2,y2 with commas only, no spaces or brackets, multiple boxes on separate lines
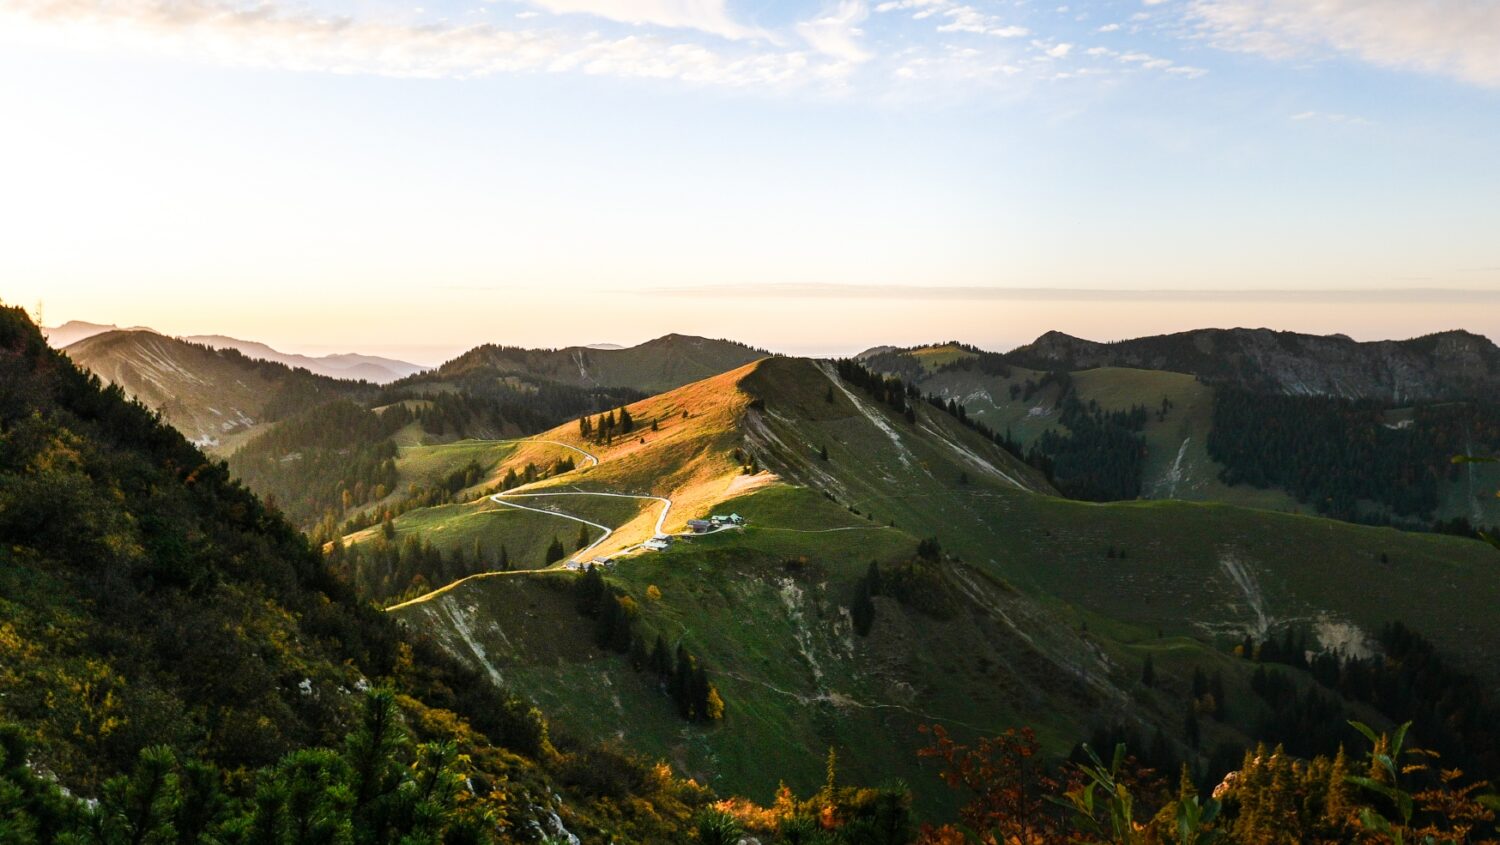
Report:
23,312,1500,838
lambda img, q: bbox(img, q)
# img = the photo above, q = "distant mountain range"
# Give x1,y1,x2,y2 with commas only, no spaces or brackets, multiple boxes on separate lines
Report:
179,334,428,383
42,320,426,383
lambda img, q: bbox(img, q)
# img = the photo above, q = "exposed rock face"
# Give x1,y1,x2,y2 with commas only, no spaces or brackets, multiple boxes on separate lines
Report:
1007,328,1500,402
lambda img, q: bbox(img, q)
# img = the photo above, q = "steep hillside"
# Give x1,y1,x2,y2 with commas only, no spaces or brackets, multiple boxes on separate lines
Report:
183,333,426,382
386,354,1500,816
422,333,766,395
0,305,739,842
62,329,369,451
1008,328,1500,402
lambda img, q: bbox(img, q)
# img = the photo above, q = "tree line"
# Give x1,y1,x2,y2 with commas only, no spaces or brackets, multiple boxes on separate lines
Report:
1208,386,1500,523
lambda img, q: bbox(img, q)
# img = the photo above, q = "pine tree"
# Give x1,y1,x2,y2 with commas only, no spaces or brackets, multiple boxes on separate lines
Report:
498,544,510,571
545,536,566,565
819,444,829,461
176,758,227,844
1210,671,1227,716
576,564,606,615
629,633,648,671
619,407,634,433
576,523,591,551
672,646,693,719
98,745,181,845
268,749,353,845
851,581,875,636
690,665,711,721
345,689,406,815
650,635,672,679
1141,654,1156,688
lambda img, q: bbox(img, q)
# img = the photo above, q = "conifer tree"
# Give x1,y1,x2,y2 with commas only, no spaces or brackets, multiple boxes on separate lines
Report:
649,635,672,679
346,690,405,816
98,745,181,845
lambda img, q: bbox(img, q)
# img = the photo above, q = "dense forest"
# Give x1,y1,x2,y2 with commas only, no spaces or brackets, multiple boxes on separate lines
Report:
227,399,405,530
1208,387,1500,522
1026,392,1149,502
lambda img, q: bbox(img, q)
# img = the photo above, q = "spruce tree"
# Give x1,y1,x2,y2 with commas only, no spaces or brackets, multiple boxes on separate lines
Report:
650,635,672,679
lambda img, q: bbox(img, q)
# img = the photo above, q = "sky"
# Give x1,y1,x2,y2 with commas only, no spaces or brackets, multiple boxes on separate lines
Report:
3,0,1499,363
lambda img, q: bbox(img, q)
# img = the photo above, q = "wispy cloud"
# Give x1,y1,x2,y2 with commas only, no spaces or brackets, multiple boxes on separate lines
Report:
1185,0,1500,88
876,0,1028,37
796,0,874,62
647,283,1500,303
520,0,762,41
0,0,1218,95
0,0,822,86
1289,110,1373,126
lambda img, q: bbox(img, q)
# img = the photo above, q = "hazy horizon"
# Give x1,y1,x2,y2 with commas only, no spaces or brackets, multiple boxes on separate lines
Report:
35,290,1500,366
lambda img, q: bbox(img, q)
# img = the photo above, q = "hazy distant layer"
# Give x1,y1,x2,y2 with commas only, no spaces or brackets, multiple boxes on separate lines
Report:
33,288,1499,362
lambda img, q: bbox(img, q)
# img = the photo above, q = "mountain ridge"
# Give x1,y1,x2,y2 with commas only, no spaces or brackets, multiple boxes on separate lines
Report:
1008,326,1500,402
62,329,369,451
425,333,767,394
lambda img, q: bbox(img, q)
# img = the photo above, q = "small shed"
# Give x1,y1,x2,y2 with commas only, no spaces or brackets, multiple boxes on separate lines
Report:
688,519,713,533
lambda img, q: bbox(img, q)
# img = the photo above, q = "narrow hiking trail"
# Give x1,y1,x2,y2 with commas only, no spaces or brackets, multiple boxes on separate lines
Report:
485,489,673,561
385,437,696,611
